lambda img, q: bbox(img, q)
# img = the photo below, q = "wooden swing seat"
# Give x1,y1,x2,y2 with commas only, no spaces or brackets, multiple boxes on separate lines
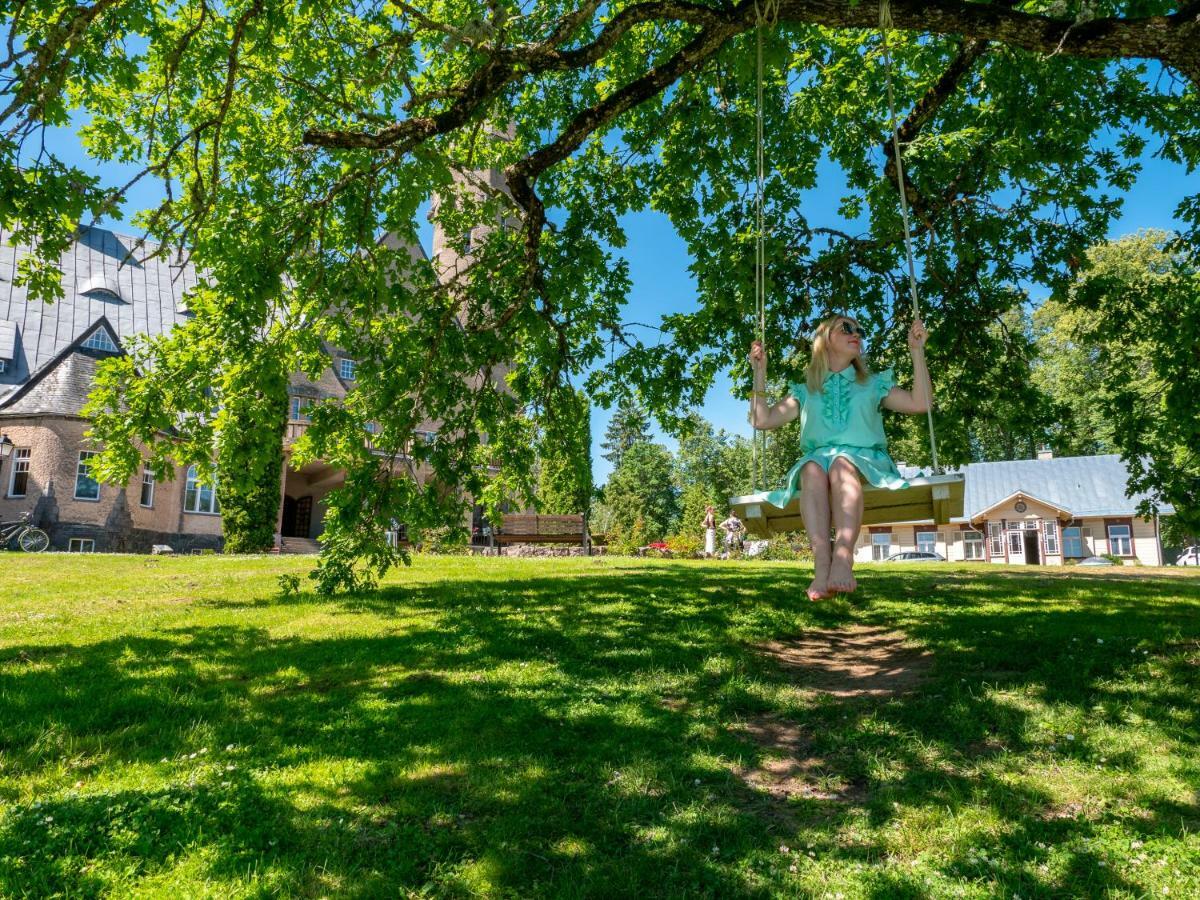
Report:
729,472,965,538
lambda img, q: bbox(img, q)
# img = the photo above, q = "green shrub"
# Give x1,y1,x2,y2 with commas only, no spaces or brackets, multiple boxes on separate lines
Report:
665,532,704,558
610,515,648,556
417,525,470,555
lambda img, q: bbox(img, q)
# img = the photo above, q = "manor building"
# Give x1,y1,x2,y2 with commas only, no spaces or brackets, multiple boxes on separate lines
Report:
851,451,1170,566
0,225,466,552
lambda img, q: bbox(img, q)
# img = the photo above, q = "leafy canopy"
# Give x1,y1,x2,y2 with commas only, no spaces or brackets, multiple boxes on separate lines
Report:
4,0,1199,585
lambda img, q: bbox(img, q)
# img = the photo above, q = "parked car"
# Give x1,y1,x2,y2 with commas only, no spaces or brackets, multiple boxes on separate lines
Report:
885,550,946,562
1175,545,1200,566
1077,556,1115,567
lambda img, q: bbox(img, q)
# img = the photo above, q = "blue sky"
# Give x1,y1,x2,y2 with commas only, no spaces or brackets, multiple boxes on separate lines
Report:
43,113,1194,486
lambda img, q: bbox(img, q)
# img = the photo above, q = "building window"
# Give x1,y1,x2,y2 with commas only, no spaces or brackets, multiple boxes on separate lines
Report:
339,358,357,380
140,465,155,508
68,538,96,553
364,421,379,435
1062,526,1083,558
184,464,220,514
424,430,437,444
1107,524,1132,557
963,530,985,560
290,396,313,421
82,329,119,353
871,533,891,561
7,447,30,497
0,359,7,374
1043,520,1059,555
916,531,936,555
988,522,1004,558
74,451,101,501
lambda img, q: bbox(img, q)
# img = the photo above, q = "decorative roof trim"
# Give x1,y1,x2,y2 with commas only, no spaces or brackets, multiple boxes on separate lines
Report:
969,489,1074,523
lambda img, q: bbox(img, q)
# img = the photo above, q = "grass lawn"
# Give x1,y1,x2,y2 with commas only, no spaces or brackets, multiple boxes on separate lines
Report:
1,554,1198,898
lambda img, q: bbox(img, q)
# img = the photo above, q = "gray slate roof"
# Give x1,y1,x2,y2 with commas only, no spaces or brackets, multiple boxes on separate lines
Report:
897,454,1172,520
4,343,107,416
0,226,197,400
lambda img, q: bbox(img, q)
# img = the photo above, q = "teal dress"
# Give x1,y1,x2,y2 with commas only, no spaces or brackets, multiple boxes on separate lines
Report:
764,366,909,509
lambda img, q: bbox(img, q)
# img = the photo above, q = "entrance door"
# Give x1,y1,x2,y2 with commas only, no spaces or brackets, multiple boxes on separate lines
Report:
281,496,297,537
281,495,314,538
1007,529,1025,563
293,496,313,539
1022,528,1041,565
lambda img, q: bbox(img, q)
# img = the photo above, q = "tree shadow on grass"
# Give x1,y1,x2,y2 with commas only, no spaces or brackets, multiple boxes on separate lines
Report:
0,561,1198,896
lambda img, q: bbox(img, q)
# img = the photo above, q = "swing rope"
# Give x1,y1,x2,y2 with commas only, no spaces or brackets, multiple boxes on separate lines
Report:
747,0,942,493
751,0,777,491
878,0,942,473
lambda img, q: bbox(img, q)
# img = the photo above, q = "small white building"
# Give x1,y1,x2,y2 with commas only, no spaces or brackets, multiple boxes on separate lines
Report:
855,452,1171,566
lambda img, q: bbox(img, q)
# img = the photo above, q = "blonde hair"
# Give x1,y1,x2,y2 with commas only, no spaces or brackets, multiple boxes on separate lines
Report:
806,314,871,394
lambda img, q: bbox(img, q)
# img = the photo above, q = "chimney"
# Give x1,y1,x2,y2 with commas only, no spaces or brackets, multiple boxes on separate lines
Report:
1037,445,1054,461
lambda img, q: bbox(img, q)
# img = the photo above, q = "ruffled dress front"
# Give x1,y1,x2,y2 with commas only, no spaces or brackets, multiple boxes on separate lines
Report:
763,366,909,509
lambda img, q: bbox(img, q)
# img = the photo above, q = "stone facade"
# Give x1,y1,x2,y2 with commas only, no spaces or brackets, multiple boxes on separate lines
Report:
1,223,477,554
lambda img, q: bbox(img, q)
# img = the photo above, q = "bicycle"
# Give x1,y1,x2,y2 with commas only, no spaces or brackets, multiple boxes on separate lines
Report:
1,511,50,552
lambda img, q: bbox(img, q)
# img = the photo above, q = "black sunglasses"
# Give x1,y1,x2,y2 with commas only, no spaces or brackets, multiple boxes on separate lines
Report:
837,320,867,339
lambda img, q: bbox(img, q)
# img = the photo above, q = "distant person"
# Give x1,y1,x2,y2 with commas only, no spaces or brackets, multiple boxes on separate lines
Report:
719,512,744,557
703,505,717,557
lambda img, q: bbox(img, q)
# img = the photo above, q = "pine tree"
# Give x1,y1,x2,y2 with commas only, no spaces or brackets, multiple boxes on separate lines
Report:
600,398,650,467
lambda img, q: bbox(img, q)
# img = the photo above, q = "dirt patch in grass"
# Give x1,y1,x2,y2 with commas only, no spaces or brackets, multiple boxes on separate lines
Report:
733,716,867,805
757,625,932,698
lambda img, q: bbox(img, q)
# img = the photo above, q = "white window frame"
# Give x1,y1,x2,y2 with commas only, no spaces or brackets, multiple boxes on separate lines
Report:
81,329,118,353
68,538,96,553
988,522,1004,558
7,447,30,498
963,530,985,561
1043,520,1059,555
74,450,101,501
1007,529,1025,556
339,358,357,380
871,533,891,561
0,359,7,374
184,464,220,515
1107,523,1133,557
140,465,155,508
916,531,937,555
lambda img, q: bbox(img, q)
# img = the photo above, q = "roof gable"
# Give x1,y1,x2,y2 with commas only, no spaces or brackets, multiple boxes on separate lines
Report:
0,316,123,415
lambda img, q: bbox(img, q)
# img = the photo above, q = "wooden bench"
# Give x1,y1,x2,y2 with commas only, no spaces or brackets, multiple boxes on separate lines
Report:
492,514,604,554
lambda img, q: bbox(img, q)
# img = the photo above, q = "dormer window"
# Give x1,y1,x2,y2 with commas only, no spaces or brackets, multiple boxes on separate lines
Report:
339,358,357,380
79,274,126,304
0,319,17,370
82,329,119,353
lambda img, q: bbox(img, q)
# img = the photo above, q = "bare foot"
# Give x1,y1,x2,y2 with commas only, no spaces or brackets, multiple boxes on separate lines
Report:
807,557,831,601
828,556,857,594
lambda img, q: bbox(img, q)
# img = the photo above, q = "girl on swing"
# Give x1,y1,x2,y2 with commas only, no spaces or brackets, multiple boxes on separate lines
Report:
749,314,932,600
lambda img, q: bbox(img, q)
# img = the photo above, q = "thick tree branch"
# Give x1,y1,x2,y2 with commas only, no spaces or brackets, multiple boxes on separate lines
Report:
304,0,1200,155
882,38,991,216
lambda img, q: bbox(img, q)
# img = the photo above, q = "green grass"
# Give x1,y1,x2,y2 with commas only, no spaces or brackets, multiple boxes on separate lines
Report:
1,554,1198,898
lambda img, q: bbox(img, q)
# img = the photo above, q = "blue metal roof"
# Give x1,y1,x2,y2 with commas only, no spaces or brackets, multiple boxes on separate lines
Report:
897,454,1172,521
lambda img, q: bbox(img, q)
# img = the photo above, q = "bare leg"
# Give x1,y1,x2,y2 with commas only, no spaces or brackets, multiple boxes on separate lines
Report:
828,457,864,594
800,461,832,600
